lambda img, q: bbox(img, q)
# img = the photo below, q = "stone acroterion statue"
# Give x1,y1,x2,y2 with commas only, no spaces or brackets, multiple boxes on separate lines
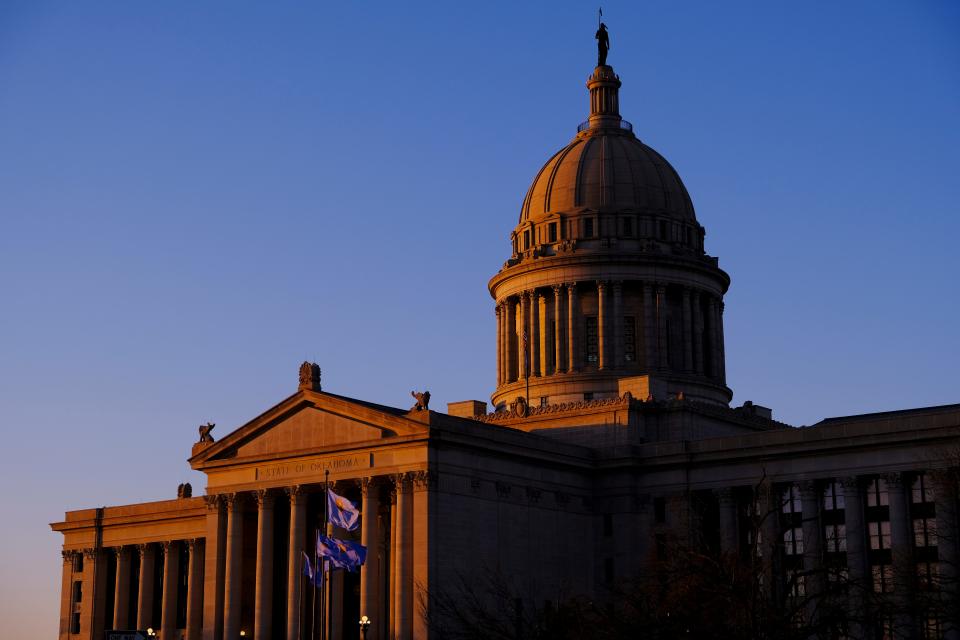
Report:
596,22,610,67
411,390,431,411
198,422,215,443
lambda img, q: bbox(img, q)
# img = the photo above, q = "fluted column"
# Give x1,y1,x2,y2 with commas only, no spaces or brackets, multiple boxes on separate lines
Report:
717,489,738,556
642,283,657,372
552,285,564,373
223,494,244,640
612,281,623,368
933,471,959,640
186,539,204,640
656,285,668,370
566,283,579,372
519,293,529,380
113,546,132,631
529,291,541,377
538,292,549,376
387,485,398,639
137,544,156,631
412,471,434,639
799,481,824,611
840,477,867,640
360,478,381,639
202,495,226,640
79,548,104,640
885,472,915,638
681,288,694,373
597,280,607,370
59,551,75,639
706,297,720,378
718,302,727,381
160,541,180,640
286,486,306,640
392,474,413,640
692,292,704,375
506,299,518,383
254,490,275,640
495,304,502,387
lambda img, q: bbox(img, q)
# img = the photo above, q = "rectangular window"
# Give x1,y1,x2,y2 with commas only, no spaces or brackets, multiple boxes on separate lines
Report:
654,497,666,524
72,580,82,604
70,612,81,634
784,527,804,555
584,218,595,238
917,562,939,590
823,482,845,511
825,523,847,553
523,230,531,250
782,484,802,514
913,474,935,504
786,569,805,597
623,217,634,237
73,554,83,573
540,396,549,407
915,517,937,548
658,220,667,239
685,227,692,245
867,478,889,507
548,222,557,243
624,316,636,362
872,564,893,593
585,316,598,363
869,520,891,550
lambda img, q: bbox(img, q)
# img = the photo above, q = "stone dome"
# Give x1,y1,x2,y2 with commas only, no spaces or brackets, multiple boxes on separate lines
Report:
519,133,696,224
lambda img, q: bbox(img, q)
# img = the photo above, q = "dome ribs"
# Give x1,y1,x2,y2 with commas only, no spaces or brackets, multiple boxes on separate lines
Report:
573,137,596,209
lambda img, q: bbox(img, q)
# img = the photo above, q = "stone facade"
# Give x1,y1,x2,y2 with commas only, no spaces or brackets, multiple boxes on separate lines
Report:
51,53,959,640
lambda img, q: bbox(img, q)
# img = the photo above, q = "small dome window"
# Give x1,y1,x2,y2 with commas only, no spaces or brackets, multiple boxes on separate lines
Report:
548,222,558,243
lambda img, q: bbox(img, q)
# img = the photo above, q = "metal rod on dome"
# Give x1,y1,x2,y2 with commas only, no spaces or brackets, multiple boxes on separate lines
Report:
598,7,602,29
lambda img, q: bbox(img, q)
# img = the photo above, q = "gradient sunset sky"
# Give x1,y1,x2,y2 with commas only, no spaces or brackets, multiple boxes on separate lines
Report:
1,2,958,637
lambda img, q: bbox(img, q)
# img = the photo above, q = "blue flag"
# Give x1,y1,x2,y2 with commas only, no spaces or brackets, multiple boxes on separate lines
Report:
301,551,323,587
317,532,367,572
327,488,361,532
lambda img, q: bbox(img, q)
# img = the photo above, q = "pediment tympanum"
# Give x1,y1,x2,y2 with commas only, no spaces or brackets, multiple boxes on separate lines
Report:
189,390,427,469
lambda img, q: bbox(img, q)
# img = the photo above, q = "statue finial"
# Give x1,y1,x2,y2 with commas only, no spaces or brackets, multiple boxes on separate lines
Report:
298,361,322,391
596,19,610,67
411,390,431,411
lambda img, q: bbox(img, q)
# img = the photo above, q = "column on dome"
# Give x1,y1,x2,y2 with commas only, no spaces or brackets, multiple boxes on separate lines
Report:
613,281,624,368
254,490,275,640
705,297,720,378
519,294,529,380
538,291,549,376
840,477,867,640
717,489,738,556
495,304,502,387
885,472,916,635
392,474,413,640
160,541,180,640
692,292,704,375
137,544,157,631
113,546,132,631
597,280,607,370
682,288,694,373
656,284,668,370
718,302,727,381
529,291,541,377
360,478,381,638
567,283,579,372
222,494,244,640
185,539,204,640
553,285,564,373
506,298,518,383
642,283,657,372
202,495,226,640
286,486,306,640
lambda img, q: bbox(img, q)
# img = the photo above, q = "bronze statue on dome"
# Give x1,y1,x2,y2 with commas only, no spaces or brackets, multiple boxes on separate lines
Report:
596,22,610,67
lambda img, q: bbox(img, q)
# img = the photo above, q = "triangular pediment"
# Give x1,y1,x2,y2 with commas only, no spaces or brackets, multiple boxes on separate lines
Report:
189,390,428,468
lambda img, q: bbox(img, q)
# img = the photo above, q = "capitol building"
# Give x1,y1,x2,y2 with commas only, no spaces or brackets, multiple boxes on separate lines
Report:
53,40,960,640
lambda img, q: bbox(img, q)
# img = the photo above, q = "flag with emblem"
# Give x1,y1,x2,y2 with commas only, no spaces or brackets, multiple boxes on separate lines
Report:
301,551,323,587
317,533,367,572
327,487,361,531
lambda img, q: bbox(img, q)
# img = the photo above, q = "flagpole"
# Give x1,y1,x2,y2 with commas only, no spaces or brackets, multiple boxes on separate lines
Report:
310,528,317,640
298,553,305,640
323,469,330,640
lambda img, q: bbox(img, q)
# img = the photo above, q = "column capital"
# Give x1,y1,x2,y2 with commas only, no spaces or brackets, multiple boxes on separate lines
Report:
798,479,819,496
222,492,243,509
160,540,175,553
882,471,905,488
411,470,437,493
392,472,414,492
551,284,562,295
681,287,691,299
839,476,863,491
186,538,202,551
136,543,152,558
284,484,306,504
61,549,77,562
254,488,275,508
113,545,128,558
202,494,222,511
612,280,623,291
656,283,667,294
360,476,384,497
82,547,98,560
596,279,607,291
564,281,577,290
716,487,737,506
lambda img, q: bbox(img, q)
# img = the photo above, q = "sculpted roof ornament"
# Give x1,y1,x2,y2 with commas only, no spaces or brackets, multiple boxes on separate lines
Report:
411,390,431,411
299,361,322,391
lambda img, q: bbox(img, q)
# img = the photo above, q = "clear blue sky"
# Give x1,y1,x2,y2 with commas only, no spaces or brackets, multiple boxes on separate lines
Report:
1,2,957,636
